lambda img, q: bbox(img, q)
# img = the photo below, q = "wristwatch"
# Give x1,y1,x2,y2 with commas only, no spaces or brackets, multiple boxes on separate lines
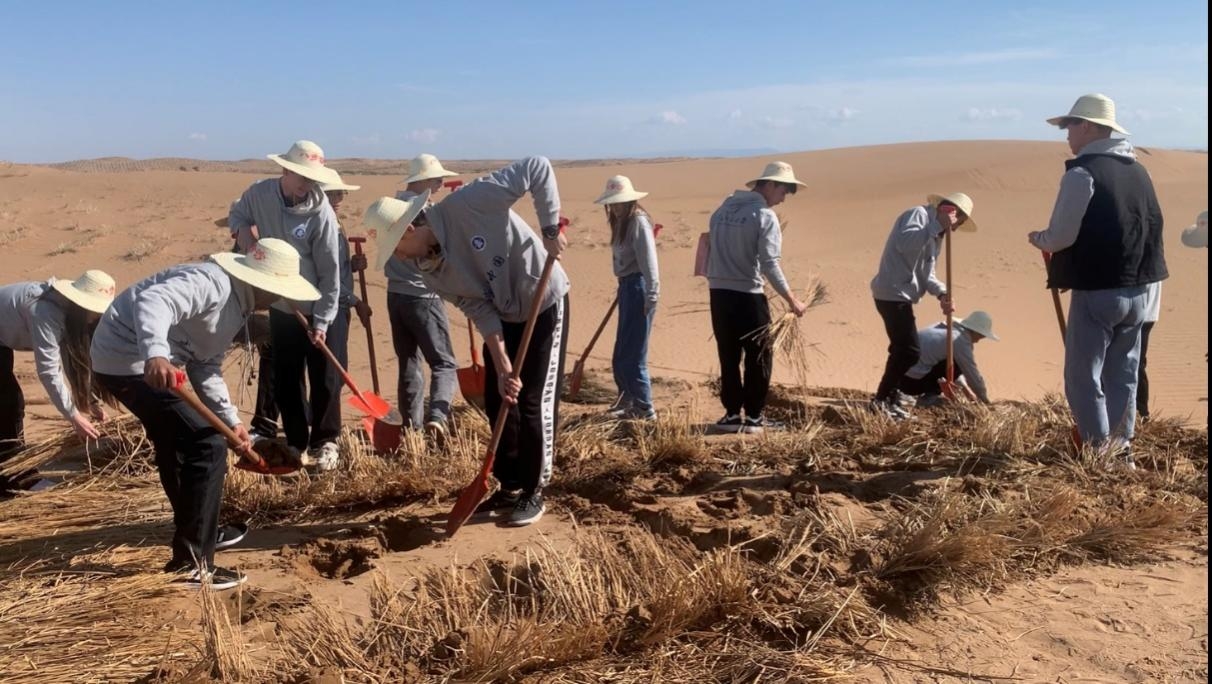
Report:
541,224,560,240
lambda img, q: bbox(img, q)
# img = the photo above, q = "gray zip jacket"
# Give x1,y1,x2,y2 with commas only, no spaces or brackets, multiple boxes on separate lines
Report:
386,190,438,299
1030,138,1135,254
870,204,948,303
612,212,660,306
419,156,570,339
228,179,341,331
907,323,989,403
0,281,79,419
706,191,792,297
90,262,254,427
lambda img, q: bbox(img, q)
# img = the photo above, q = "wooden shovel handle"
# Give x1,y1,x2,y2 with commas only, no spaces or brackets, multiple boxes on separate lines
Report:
578,297,619,364
349,237,381,394
291,307,375,410
467,318,481,367
171,370,264,467
1040,251,1067,340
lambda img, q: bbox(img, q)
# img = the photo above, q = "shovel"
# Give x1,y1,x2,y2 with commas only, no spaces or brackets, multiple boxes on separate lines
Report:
1040,250,1082,451
938,207,962,402
457,319,486,410
567,296,618,400
292,308,404,452
446,252,558,537
171,370,300,476
347,236,381,394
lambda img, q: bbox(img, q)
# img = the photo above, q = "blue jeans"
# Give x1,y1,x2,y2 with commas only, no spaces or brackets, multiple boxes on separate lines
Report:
1064,286,1148,444
612,274,654,412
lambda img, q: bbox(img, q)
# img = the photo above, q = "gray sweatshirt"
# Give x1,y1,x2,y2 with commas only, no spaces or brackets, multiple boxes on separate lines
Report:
706,191,791,297
1030,139,1135,254
907,323,989,403
228,179,341,332
386,190,438,299
0,281,79,419
612,212,660,306
870,204,948,303
419,156,570,339
90,262,254,427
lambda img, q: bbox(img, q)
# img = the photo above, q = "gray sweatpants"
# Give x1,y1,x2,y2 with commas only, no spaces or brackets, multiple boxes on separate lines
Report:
1064,286,1148,445
387,293,457,428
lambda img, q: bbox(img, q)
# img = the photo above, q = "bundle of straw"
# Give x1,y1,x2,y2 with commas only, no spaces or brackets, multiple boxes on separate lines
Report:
744,276,829,386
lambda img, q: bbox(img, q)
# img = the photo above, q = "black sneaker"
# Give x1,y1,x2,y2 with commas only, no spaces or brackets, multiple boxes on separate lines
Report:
742,416,785,434
475,488,522,517
173,566,248,591
216,522,249,551
505,492,546,527
715,414,744,434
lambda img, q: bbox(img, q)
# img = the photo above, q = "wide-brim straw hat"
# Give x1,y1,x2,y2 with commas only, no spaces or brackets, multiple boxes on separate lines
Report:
363,191,432,271
956,310,999,341
52,270,116,314
404,154,459,184
927,192,978,233
320,170,361,192
267,140,341,186
1181,209,1209,248
745,161,807,189
594,175,648,204
210,238,321,302
1046,93,1130,135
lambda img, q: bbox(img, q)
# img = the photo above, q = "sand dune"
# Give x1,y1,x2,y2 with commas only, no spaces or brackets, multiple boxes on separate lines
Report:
1,140,1206,436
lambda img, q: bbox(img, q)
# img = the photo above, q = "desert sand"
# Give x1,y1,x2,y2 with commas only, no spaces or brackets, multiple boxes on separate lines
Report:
0,141,1206,682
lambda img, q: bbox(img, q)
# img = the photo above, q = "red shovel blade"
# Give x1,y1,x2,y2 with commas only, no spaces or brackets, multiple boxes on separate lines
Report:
568,358,586,399
234,458,300,476
446,469,492,536
348,391,392,419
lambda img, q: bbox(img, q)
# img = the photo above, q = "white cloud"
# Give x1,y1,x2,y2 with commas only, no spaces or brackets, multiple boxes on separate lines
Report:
728,109,743,121
889,47,1060,68
757,115,795,129
406,128,440,144
651,110,687,125
188,132,207,141
962,107,1024,122
800,105,860,124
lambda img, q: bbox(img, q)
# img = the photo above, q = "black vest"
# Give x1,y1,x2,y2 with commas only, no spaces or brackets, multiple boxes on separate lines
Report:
1047,152,1168,290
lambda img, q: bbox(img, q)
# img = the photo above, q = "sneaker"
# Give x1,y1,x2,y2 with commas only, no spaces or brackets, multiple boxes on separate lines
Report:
603,406,629,419
216,522,249,551
915,393,946,409
869,399,910,421
306,442,340,472
623,407,658,421
173,566,248,591
715,414,745,434
475,488,522,517
890,389,913,409
742,415,785,434
505,492,546,527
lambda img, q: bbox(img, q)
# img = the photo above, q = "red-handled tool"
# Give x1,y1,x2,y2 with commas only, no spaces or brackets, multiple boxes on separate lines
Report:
171,370,299,475
568,297,618,400
443,179,464,193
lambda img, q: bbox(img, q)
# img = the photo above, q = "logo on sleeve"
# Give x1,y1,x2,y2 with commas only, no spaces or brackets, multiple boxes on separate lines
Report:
471,236,486,251
492,255,505,267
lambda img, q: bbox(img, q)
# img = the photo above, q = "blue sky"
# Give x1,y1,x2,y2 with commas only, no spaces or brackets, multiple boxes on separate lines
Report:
1,1,1207,162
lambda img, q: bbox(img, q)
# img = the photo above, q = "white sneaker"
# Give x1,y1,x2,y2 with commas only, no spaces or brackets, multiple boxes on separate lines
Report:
307,442,340,472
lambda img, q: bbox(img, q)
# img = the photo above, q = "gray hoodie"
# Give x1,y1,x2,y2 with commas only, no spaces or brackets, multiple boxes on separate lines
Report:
906,323,989,403
228,179,341,332
612,212,660,306
418,157,570,339
870,204,948,303
706,191,791,297
385,190,438,299
90,262,254,427
0,281,79,419
1030,138,1137,254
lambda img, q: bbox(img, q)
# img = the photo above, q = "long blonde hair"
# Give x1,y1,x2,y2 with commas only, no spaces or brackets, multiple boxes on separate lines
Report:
43,290,101,412
605,202,651,246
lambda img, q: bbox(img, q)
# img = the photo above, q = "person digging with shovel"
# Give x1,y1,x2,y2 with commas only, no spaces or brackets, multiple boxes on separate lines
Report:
90,238,320,589
382,153,460,439
364,156,570,528
900,310,997,407
870,192,976,420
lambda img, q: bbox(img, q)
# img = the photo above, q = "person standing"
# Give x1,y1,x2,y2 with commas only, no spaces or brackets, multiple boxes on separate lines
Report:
870,192,976,419
365,156,569,527
91,239,319,588
1136,280,1161,423
1029,93,1167,465
383,154,459,436
1,271,116,492
594,175,660,420
228,140,344,471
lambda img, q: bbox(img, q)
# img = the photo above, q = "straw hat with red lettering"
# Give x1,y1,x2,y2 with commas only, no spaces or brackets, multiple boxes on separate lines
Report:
363,192,433,270
210,238,321,301
956,310,999,341
267,140,341,186
52,270,117,314
594,175,648,204
927,192,979,233
403,154,459,184
745,161,807,189
1046,93,1130,135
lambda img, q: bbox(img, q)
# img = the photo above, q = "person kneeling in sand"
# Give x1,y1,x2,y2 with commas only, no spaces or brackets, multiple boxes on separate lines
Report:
364,156,569,528
90,238,320,590
900,311,997,407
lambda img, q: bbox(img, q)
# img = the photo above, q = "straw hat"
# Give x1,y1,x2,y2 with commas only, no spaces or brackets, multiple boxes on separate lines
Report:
267,140,341,186
320,170,361,193
745,161,807,189
927,192,978,233
1046,94,1130,135
403,154,458,185
52,270,116,314
956,310,999,341
210,238,321,302
594,175,648,204
363,192,432,270
1181,209,1209,248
